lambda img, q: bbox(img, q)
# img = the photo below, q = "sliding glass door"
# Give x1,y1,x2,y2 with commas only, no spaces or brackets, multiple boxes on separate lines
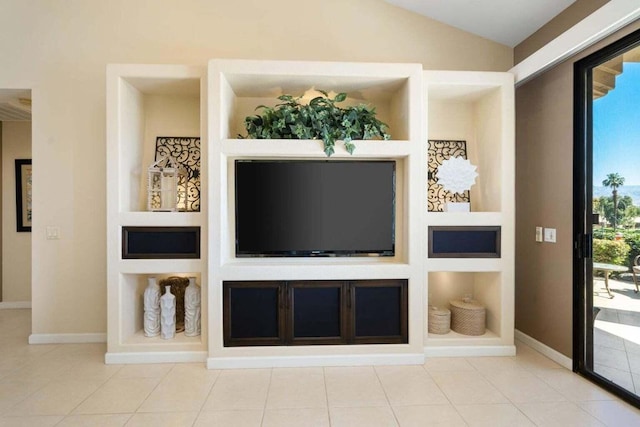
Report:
574,27,640,408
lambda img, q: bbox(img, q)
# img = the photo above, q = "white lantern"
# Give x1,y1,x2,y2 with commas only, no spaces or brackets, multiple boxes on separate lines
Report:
147,156,187,212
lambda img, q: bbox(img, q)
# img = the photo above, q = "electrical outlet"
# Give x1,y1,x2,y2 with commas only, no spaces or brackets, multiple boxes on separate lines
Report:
544,227,556,243
535,226,543,242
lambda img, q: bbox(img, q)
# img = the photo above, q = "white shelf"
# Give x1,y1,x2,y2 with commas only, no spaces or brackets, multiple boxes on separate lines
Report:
425,258,503,271
427,328,499,344
219,139,414,158
119,212,203,227
118,260,204,274
425,212,503,226
217,263,412,282
107,63,208,364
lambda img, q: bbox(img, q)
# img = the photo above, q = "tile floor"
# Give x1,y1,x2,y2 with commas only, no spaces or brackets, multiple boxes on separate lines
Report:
1,309,640,426
593,276,640,394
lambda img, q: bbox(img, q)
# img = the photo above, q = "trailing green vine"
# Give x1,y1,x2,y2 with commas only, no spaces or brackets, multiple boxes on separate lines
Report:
239,90,391,156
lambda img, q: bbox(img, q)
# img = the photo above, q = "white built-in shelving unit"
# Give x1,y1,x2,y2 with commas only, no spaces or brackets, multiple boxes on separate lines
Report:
106,60,515,366
424,71,515,356
208,59,425,368
106,64,208,364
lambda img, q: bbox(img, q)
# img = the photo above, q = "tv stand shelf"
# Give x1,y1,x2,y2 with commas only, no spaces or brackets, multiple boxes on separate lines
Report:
106,59,515,366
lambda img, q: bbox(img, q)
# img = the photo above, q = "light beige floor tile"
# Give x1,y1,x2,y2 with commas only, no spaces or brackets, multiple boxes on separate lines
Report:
579,400,640,427
392,404,466,427
201,369,271,411
484,369,566,403
455,403,535,426
5,379,103,416
262,408,329,427
0,379,50,414
0,415,63,427
514,343,564,371
55,360,122,381
57,414,132,426
429,370,508,405
137,373,215,413
266,367,326,409
330,406,398,427
73,377,160,414
114,364,173,379
3,358,76,381
164,363,220,382
193,410,263,427
375,365,447,406
534,368,617,401
423,357,475,373
324,367,388,407
517,401,605,426
124,412,197,427
466,356,523,374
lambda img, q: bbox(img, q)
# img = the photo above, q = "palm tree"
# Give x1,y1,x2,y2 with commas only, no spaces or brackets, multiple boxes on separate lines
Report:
602,173,625,230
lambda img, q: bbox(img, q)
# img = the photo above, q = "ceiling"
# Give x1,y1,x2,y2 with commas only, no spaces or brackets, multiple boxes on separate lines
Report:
0,89,31,121
385,0,576,47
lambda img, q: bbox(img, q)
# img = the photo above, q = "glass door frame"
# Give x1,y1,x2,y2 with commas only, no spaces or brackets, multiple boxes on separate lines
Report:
574,26,640,408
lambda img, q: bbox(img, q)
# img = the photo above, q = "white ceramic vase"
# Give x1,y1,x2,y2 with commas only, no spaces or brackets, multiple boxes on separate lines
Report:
160,285,176,340
143,277,160,337
184,277,201,337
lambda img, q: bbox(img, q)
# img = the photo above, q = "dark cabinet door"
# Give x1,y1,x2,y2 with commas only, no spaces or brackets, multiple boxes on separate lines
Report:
223,281,286,346
350,279,408,344
288,281,348,345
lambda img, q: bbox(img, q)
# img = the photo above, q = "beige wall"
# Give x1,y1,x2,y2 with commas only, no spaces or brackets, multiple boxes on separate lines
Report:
1,121,32,302
0,0,511,335
515,0,609,64
515,20,640,357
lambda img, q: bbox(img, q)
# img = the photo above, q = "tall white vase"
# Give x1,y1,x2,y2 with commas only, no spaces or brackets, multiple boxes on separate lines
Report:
184,277,201,337
160,285,176,340
143,277,160,337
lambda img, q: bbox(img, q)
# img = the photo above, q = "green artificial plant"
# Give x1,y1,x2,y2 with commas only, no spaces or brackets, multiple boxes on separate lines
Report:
240,90,391,156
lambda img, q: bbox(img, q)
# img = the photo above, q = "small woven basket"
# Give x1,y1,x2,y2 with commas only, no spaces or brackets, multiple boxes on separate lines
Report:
428,306,451,334
450,298,486,336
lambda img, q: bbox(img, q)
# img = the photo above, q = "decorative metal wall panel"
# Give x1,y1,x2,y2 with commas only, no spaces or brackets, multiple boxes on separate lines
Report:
428,140,470,212
155,136,201,212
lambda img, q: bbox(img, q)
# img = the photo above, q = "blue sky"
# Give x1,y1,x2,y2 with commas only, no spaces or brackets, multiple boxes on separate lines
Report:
593,62,640,186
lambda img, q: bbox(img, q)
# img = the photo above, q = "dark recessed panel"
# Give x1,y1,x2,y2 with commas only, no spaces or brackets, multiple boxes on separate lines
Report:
223,281,285,346
352,280,408,344
291,284,343,341
428,226,501,258
122,226,200,259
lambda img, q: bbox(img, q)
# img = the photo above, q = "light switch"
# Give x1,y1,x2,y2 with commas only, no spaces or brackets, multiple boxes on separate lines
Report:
544,227,556,243
535,226,543,242
46,226,61,240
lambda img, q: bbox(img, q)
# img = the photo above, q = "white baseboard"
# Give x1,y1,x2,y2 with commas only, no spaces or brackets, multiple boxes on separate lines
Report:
424,345,516,358
207,353,425,369
105,351,208,364
0,301,31,309
29,333,107,344
515,329,572,370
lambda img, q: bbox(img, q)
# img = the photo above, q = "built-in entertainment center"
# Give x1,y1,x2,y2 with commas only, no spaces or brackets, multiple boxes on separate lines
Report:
106,59,515,367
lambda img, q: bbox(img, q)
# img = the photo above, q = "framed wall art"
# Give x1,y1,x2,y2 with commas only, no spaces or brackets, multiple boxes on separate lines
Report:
15,159,32,232
154,136,200,212
427,140,470,212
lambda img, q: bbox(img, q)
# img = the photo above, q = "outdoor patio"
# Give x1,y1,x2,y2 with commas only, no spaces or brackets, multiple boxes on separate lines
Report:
593,274,640,394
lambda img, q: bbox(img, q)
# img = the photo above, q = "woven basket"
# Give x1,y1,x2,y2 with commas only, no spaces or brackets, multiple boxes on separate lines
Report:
450,298,486,336
428,306,451,334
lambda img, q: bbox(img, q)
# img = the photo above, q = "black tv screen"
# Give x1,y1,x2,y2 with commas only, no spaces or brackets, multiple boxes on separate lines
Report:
235,160,395,257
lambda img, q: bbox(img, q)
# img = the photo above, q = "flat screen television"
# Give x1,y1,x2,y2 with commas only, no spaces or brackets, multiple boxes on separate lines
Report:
235,160,395,257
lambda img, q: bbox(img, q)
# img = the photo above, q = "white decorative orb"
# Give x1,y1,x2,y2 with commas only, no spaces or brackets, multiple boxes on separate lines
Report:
436,156,478,194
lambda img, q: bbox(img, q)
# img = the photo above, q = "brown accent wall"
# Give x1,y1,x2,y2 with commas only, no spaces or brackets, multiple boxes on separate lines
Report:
515,0,610,64
516,20,640,357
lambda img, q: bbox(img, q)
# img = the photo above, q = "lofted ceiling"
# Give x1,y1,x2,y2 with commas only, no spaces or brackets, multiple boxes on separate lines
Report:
385,0,576,47
0,89,31,121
